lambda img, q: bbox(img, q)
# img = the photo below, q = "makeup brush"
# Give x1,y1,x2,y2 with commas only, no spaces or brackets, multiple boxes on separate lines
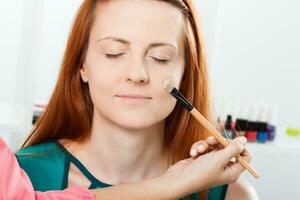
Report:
163,79,260,179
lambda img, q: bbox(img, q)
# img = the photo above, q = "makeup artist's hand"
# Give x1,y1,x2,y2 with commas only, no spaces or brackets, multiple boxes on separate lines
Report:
162,136,251,197
92,137,250,200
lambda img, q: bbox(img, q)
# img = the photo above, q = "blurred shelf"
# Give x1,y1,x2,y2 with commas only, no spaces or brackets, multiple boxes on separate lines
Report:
246,127,300,155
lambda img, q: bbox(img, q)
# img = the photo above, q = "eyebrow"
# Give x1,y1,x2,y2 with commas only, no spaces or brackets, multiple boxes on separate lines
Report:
96,36,177,52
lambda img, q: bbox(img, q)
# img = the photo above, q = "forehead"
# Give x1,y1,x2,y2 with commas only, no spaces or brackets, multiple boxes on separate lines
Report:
91,0,184,46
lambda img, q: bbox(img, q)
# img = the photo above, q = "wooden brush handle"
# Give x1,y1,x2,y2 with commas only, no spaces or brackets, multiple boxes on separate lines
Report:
190,108,260,179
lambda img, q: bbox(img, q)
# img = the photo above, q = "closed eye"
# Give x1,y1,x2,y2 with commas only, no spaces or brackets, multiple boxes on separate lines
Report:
152,57,170,64
105,53,125,59
105,53,170,64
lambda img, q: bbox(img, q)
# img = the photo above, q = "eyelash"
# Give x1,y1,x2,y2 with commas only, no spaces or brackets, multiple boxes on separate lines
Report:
152,58,169,64
105,53,124,59
104,54,170,64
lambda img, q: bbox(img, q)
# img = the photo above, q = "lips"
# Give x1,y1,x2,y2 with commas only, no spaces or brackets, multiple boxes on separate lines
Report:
115,94,152,99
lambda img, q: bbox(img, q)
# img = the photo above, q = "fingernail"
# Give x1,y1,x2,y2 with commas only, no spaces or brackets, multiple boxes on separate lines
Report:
190,149,197,156
197,145,204,151
239,137,247,144
207,136,214,140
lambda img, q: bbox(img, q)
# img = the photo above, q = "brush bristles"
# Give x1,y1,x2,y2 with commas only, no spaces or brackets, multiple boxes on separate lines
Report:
163,79,175,93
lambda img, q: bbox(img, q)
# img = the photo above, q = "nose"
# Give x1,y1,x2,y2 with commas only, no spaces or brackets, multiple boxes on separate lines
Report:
126,59,149,84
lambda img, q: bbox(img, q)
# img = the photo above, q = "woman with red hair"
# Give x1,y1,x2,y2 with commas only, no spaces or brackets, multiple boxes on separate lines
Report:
14,0,257,199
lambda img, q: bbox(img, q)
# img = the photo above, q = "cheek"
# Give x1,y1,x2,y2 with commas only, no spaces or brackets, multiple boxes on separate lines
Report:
85,55,124,94
85,66,119,106
152,63,184,91
151,65,184,116
156,87,177,118
87,78,108,112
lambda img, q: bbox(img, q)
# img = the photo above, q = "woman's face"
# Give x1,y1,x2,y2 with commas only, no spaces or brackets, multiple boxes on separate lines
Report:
81,0,185,129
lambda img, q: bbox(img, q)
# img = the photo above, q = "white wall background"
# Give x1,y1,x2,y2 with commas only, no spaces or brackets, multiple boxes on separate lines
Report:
0,0,43,148
1,0,300,199
0,0,83,148
33,0,83,105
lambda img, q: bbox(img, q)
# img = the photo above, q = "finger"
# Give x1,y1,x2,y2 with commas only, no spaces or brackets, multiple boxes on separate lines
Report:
226,148,253,179
190,140,205,153
190,136,230,157
205,136,219,146
223,162,245,183
207,136,231,152
229,148,251,163
218,137,247,165
190,141,209,157
190,140,203,157
190,140,221,157
195,138,224,155
240,148,252,162
210,144,225,153
225,147,253,175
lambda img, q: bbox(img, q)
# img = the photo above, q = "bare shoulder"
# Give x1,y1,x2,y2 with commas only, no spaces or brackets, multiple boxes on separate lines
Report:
225,177,259,200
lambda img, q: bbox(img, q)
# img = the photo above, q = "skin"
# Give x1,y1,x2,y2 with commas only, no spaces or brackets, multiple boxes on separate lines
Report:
60,0,258,199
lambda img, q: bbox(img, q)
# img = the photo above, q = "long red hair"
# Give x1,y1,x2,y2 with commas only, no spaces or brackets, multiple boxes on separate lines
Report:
22,0,210,198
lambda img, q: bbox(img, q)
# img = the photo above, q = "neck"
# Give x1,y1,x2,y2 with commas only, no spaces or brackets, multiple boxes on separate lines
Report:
70,111,168,185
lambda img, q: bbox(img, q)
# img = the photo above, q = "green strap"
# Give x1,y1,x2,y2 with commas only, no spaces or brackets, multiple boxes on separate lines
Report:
55,141,112,189
61,154,71,189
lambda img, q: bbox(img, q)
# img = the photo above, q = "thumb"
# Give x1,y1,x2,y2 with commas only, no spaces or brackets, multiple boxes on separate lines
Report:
219,137,247,165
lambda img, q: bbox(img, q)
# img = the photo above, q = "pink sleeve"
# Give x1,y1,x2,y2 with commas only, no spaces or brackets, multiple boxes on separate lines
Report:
35,187,95,200
0,138,95,200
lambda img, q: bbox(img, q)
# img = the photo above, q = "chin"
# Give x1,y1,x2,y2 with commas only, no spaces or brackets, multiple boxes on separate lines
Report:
117,121,156,130
113,116,163,130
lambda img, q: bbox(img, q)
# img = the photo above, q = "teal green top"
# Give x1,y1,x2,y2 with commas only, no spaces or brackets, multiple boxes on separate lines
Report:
16,141,228,200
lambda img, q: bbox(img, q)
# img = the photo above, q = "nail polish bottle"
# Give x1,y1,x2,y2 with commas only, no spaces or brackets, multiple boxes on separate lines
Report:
246,121,257,142
233,100,250,137
234,119,248,137
286,127,300,136
223,115,233,139
256,104,269,143
257,122,268,143
267,124,276,141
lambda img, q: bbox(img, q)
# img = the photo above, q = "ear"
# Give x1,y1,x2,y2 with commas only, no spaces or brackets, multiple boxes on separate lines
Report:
80,64,88,83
